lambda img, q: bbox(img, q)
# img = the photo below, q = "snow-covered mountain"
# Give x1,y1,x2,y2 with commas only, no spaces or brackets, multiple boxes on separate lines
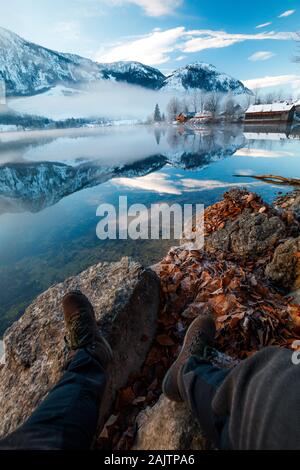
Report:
0,27,165,96
162,62,251,95
0,27,104,96
0,27,251,98
97,61,165,90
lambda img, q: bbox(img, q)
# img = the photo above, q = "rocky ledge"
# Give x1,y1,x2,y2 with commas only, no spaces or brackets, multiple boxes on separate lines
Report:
0,189,300,450
0,258,160,438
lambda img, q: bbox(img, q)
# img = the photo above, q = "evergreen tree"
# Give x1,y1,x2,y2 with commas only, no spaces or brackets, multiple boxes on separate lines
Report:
154,104,162,122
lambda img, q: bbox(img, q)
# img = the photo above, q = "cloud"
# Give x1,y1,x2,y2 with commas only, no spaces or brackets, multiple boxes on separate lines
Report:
256,22,272,29
114,173,183,194
175,55,186,61
278,9,296,18
96,27,295,66
181,179,242,190
248,51,275,61
108,0,182,17
114,174,258,195
234,148,295,158
96,27,185,64
182,30,294,53
243,74,300,89
234,169,255,176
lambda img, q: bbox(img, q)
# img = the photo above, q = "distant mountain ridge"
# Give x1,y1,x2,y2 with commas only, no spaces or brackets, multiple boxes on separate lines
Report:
162,62,250,94
0,27,251,97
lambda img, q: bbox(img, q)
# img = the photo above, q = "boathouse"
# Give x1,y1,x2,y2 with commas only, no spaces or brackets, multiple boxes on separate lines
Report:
245,101,298,124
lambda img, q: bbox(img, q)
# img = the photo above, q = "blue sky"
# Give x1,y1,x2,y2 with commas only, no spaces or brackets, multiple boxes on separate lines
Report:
1,0,300,90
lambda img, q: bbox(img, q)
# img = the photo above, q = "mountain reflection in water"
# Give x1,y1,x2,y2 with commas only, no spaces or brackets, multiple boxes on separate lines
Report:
0,123,299,336
0,125,245,214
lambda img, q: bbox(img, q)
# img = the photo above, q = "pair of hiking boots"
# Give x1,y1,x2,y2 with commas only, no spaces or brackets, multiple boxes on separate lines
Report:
63,291,216,402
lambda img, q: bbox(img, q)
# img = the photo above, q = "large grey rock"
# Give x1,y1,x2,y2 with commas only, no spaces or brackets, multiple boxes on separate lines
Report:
0,257,160,438
205,209,286,258
133,395,209,450
133,349,237,451
265,237,300,290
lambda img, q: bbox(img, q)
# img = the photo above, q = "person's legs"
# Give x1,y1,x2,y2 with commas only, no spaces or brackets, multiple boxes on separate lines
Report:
0,349,107,450
163,314,300,450
179,356,230,447
212,346,300,450
162,314,230,446
0,291,113,450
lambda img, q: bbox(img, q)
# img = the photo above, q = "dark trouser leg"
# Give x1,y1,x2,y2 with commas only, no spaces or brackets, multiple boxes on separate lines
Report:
212,346,300,450
181,347,300,450
180,355,230,448
0,349,107,450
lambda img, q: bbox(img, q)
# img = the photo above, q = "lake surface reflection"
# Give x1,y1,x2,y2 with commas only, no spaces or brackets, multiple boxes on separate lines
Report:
0,123,299,335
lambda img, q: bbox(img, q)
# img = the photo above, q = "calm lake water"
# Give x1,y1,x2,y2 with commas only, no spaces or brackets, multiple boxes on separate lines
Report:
0,123,299,336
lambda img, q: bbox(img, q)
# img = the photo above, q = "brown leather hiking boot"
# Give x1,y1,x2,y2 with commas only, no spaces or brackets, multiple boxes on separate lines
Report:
162,314,216,402
63,290,113,369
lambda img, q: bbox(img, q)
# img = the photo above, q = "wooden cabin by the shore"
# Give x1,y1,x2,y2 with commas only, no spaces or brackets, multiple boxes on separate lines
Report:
176,111,213,124
245,102,298,124
176,112,195,123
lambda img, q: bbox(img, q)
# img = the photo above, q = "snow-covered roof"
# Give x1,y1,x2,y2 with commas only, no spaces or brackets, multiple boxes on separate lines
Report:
194,111,212,117
246,102,295,114
244,132,288,141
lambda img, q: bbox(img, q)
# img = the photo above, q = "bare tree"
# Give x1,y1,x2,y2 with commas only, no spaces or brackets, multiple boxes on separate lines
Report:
145,114,154,124
181,97,189,114
259,91,289,104
204,92,220,119
276,89,284,101
253,87,262,105
167,97,181,121
264,92,277,104
190,89,197,113
223,94,236,122
242,93,252,112
190,89,205,113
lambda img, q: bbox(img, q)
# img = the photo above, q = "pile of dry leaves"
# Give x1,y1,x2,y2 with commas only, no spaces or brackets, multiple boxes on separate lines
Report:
203,189,274,236
275,190,300,212
159,248,300,356
97,189,300,450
